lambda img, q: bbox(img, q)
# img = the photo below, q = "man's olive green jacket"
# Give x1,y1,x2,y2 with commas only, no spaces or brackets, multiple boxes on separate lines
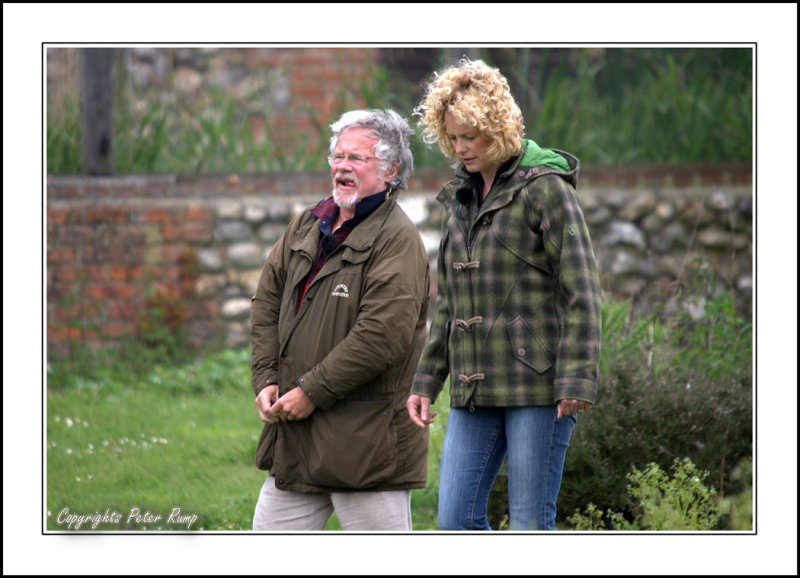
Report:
251,190,430,493
412,140,602,409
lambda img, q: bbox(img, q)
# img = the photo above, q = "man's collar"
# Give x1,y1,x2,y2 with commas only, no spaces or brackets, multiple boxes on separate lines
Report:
311,189,390,233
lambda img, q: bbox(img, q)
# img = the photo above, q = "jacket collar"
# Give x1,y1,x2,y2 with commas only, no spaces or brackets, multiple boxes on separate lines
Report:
311,189,389,236
292,189,397,256
341,189,396,252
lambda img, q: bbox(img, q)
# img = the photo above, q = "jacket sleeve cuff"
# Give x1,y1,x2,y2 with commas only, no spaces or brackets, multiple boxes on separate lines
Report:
296,373,336,410
252,372,279,396
554,378,597,404
410,373,445,402
254,379,278,397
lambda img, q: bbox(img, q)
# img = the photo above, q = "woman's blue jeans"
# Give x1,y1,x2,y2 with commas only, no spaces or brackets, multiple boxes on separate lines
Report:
437,405,576,531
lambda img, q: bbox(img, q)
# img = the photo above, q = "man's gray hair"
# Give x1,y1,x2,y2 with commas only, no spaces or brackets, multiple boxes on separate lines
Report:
329,109,415,190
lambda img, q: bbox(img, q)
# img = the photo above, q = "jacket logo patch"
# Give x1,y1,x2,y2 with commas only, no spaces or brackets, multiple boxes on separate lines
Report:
331,284,350,298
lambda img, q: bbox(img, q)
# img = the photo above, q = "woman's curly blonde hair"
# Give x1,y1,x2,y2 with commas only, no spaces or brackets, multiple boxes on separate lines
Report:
415,58,524,164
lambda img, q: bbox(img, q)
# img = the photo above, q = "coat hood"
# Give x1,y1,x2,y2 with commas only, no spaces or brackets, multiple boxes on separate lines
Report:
442,139,581,207
504,139,580,188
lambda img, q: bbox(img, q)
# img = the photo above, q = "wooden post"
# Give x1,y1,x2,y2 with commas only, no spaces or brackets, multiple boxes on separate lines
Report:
79,48,114,175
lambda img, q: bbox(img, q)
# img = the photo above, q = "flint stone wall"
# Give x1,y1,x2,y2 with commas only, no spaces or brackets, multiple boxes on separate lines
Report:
46,165,752,353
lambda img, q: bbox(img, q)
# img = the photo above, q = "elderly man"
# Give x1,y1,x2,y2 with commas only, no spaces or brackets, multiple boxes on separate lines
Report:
250,109,430,531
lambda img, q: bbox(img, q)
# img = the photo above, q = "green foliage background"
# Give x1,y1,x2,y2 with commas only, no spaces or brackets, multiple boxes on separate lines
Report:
47,47,752,175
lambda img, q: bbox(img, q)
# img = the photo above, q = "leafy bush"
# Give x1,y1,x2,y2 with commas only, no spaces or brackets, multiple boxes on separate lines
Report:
568,458,733,531
719,458,753,531
558,294,752,528
627,458,725,530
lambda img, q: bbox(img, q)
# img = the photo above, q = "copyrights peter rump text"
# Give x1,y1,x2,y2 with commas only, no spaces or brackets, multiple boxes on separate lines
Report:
54,506,198,530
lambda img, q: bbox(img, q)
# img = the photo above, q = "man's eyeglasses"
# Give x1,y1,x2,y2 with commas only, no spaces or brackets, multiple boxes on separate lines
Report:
328,153,379,167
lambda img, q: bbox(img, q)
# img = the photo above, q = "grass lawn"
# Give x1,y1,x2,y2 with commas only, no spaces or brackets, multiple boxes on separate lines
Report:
45,349,450,532
45,292,753,536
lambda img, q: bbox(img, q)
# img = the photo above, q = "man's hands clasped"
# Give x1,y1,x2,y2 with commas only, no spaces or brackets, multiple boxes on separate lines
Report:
255,384,315,424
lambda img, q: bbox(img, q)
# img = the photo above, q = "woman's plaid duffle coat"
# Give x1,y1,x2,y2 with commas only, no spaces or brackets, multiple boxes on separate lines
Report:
412,140,602,410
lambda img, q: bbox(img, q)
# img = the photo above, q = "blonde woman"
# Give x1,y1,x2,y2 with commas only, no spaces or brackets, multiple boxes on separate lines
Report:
407,59,602,530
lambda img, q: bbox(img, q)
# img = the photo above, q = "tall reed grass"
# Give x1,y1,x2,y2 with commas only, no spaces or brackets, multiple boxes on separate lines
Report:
46,48,752,175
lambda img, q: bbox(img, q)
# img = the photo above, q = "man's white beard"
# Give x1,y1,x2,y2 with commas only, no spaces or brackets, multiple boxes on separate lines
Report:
332,173,359,209
332,188,358,209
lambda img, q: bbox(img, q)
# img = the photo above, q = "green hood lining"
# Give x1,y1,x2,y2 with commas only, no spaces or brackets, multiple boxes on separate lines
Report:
520,139,571,172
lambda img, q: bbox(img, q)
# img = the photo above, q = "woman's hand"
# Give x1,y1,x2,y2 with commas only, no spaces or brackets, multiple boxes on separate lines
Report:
557,399,593,419
406,394,437,428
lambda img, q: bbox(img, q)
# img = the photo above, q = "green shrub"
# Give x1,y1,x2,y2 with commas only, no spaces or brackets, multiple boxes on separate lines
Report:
568,458,733,531
558,295,752,527
718,458,753,531
627,458,725,530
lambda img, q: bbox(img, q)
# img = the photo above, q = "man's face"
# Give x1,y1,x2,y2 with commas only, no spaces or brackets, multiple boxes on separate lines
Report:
330,128,395,209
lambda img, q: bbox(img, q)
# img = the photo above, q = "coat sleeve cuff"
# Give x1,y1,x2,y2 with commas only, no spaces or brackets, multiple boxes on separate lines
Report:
410,373,445,402
254,379,278,397
296,373,336,410
554,378,597,404
252,372,279,396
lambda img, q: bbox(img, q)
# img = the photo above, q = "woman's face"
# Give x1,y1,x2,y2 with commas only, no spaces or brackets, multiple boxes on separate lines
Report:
444,112,499,178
